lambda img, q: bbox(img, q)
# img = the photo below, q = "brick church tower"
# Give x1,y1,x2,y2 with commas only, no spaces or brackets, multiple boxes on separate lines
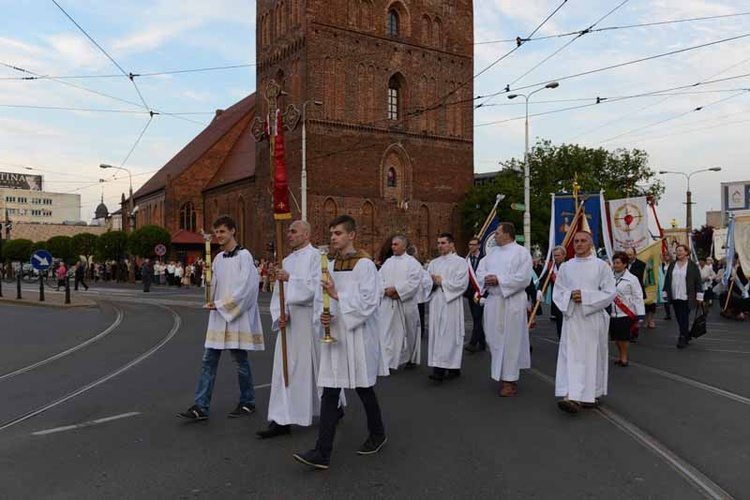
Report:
255,0,474,258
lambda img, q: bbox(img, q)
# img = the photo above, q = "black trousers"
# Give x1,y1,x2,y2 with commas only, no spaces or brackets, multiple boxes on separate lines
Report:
663,302,672,317
467,298,486,347
74,277,88,290
672,300,691,342
316,386,384,459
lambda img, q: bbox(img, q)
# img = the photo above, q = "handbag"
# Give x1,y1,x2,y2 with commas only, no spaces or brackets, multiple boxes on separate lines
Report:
690,310,707,338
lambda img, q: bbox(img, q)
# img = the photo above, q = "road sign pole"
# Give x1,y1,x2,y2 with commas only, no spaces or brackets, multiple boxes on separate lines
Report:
39,272,45,302
65,274,71,305
16,273,21,299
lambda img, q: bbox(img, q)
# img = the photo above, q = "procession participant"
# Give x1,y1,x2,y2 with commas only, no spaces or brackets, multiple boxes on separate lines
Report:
610,251,645,367
141,259,153,293
257,220,322,439
698,257,717,309
553,231,616,414
464,237,486,353
406,245,431,339
293,215,386,470
378,235,424,370
166,261,176,286
660,251,673,321
663,244,703,349
426,233,470,382
476,223,532,397
624,247,647,338
178,215,264,421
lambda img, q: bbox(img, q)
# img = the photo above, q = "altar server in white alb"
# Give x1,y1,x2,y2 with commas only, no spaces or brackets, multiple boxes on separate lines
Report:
257,220,322,439
378,235,425,370
178,215,264,421
426,232,469,383
293,215,386,470
553,231,616,414
476,223,533,397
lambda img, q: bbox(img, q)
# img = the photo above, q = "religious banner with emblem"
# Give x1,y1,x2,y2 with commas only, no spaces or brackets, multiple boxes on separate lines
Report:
609,196,649,251
272,109,292,220
553,191,602,247
637,239,663,305
733,215,750,276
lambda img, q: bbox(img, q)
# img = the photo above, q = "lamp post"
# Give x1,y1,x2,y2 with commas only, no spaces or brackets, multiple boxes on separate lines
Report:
301,100,322,222
508,82,559,250
101,163,135,283
658,167,722,246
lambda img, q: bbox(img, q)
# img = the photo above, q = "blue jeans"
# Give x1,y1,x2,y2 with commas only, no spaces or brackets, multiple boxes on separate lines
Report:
194,348,255,413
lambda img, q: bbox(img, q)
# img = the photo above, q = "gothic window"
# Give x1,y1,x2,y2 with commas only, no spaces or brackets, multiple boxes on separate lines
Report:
422,15,432,44
388,75,401,121
179,201,197,232
387,9,399,37
387,167,397,187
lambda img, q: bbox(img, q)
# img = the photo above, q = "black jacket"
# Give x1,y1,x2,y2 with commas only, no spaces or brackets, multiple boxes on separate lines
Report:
628,258,647,299
664,260,703,309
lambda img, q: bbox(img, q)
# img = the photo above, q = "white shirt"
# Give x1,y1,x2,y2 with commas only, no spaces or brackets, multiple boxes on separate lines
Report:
671,263,688,301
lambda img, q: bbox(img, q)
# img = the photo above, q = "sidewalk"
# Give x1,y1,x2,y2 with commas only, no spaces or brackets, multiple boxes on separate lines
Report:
0,289,97,309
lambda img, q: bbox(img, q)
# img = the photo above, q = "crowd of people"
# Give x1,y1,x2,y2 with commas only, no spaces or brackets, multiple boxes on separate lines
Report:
175,213,745,470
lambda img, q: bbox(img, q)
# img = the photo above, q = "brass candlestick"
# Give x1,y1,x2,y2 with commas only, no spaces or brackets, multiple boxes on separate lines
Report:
320,253,337,343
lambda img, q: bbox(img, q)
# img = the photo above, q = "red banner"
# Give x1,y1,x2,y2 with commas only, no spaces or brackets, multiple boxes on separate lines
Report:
272,109,291,218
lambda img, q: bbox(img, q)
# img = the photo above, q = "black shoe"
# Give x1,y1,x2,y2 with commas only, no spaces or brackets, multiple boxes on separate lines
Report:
403,361,418,370
178,405,208,421
664,315,672,320
428,373,444,383
228,403,256,418
445,369,461,379
356,435,388,455
677,339,688,349
464,343,479,353
293,449,330,470
256,421,291,439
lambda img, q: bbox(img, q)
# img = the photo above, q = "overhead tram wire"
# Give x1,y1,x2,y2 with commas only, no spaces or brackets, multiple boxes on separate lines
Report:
50,0,149,110
479,0,632,108
474,11,750,45
597,88,750,144
567,53,750,142
417,0,569,118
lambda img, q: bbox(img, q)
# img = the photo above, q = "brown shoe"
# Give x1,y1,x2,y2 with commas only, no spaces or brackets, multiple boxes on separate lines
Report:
557,398,581,414
499,381,518,397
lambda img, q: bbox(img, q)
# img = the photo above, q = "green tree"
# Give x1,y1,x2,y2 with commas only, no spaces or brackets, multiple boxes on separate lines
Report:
462,140,665,247
30,241,47,253
96,231,128,262
2,238,33,262
128,225,171,259
692,225,714,258
46,236,76,264
71,233,99,263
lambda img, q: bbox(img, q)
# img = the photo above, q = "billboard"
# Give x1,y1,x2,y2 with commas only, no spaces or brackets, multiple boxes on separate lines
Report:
0,171,43,191
722,181,750,212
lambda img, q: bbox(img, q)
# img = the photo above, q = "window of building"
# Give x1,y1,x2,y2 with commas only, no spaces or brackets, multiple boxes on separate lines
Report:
17,197,27,203
179,201,197,231
8,208,17,215
387,167,397,187
5,196,15,203
387,9,399,37
387,74,403,121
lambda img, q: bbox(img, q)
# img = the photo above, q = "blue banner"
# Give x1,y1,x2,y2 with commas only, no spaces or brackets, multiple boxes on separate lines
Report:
723,216,736,286
479,216,499,258
553,191,602,246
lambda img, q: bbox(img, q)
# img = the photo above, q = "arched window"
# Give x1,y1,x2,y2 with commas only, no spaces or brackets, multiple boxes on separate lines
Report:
387,167,397,187
387,9,399,37
179,202,197,232
388,74,401,121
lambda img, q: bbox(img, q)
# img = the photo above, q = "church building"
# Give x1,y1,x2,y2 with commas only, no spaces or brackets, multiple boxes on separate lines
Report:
127,0,474,261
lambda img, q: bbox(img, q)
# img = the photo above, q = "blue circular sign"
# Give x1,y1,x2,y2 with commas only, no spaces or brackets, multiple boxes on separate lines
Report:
31,249,53,271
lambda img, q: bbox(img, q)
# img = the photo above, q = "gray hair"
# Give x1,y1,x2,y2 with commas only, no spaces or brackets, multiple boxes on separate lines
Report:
392,234,409,248
291,220,312,234
552,245,566,255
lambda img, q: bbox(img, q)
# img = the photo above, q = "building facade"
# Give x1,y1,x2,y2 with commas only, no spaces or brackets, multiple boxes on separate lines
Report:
128,0,474,261
1,187,81,225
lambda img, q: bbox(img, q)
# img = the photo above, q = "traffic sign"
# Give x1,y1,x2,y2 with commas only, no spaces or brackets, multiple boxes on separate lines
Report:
515,235,526,243
154,244,167,257
31,250,53,271
510,203,525,211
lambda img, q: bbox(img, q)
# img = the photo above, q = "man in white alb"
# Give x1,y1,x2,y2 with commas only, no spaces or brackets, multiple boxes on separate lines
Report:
476,223,533,397
553,231,616,414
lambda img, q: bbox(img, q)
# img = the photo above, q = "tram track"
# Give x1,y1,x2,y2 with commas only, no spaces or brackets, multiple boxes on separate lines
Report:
0,303,124,383
0,304,181,433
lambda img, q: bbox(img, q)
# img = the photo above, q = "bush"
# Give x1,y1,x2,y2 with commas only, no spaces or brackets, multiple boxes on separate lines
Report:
46,236,76,264
2,239,33,262
128,225,171,259
96,231,129,262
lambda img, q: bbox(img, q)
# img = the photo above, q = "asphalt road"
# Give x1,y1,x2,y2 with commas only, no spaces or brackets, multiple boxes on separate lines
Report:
1,283,748,499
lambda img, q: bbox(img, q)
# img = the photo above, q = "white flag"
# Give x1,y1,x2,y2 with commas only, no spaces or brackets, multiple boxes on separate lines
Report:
609,196,650,251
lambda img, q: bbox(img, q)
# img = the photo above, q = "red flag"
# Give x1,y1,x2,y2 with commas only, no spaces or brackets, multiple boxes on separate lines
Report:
272,109,292,219
564,205,591,259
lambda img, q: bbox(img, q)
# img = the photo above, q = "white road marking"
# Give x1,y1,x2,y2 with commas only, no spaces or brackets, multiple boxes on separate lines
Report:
31,412,141,436
0,305,182,432
529,368,734,500
0,305,125,382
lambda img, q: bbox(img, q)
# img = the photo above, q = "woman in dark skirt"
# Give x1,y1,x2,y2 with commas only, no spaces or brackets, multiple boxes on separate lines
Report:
610,252,645,367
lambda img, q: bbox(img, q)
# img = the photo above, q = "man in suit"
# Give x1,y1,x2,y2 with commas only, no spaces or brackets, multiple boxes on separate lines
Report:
547,246,566,338
625,247,647,339
464,238,486,353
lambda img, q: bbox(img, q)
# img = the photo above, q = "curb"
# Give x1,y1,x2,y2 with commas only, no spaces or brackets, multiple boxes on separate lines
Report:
0,297,99,309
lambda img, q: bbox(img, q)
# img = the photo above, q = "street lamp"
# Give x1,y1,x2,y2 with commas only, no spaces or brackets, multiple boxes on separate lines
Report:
658,167,722,246
301,100,323,222
101,163,135,283
507,81,560,250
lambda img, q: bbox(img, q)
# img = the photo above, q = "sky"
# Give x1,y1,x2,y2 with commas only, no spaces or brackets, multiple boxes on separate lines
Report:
1,0,748,230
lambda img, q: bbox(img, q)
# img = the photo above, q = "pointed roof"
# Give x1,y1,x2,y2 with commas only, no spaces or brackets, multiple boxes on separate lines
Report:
132,93,257,200
203,119,257,191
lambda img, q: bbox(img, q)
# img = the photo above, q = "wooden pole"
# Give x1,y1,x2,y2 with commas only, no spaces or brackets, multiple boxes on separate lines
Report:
723,268,736,313
275,219,290,387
